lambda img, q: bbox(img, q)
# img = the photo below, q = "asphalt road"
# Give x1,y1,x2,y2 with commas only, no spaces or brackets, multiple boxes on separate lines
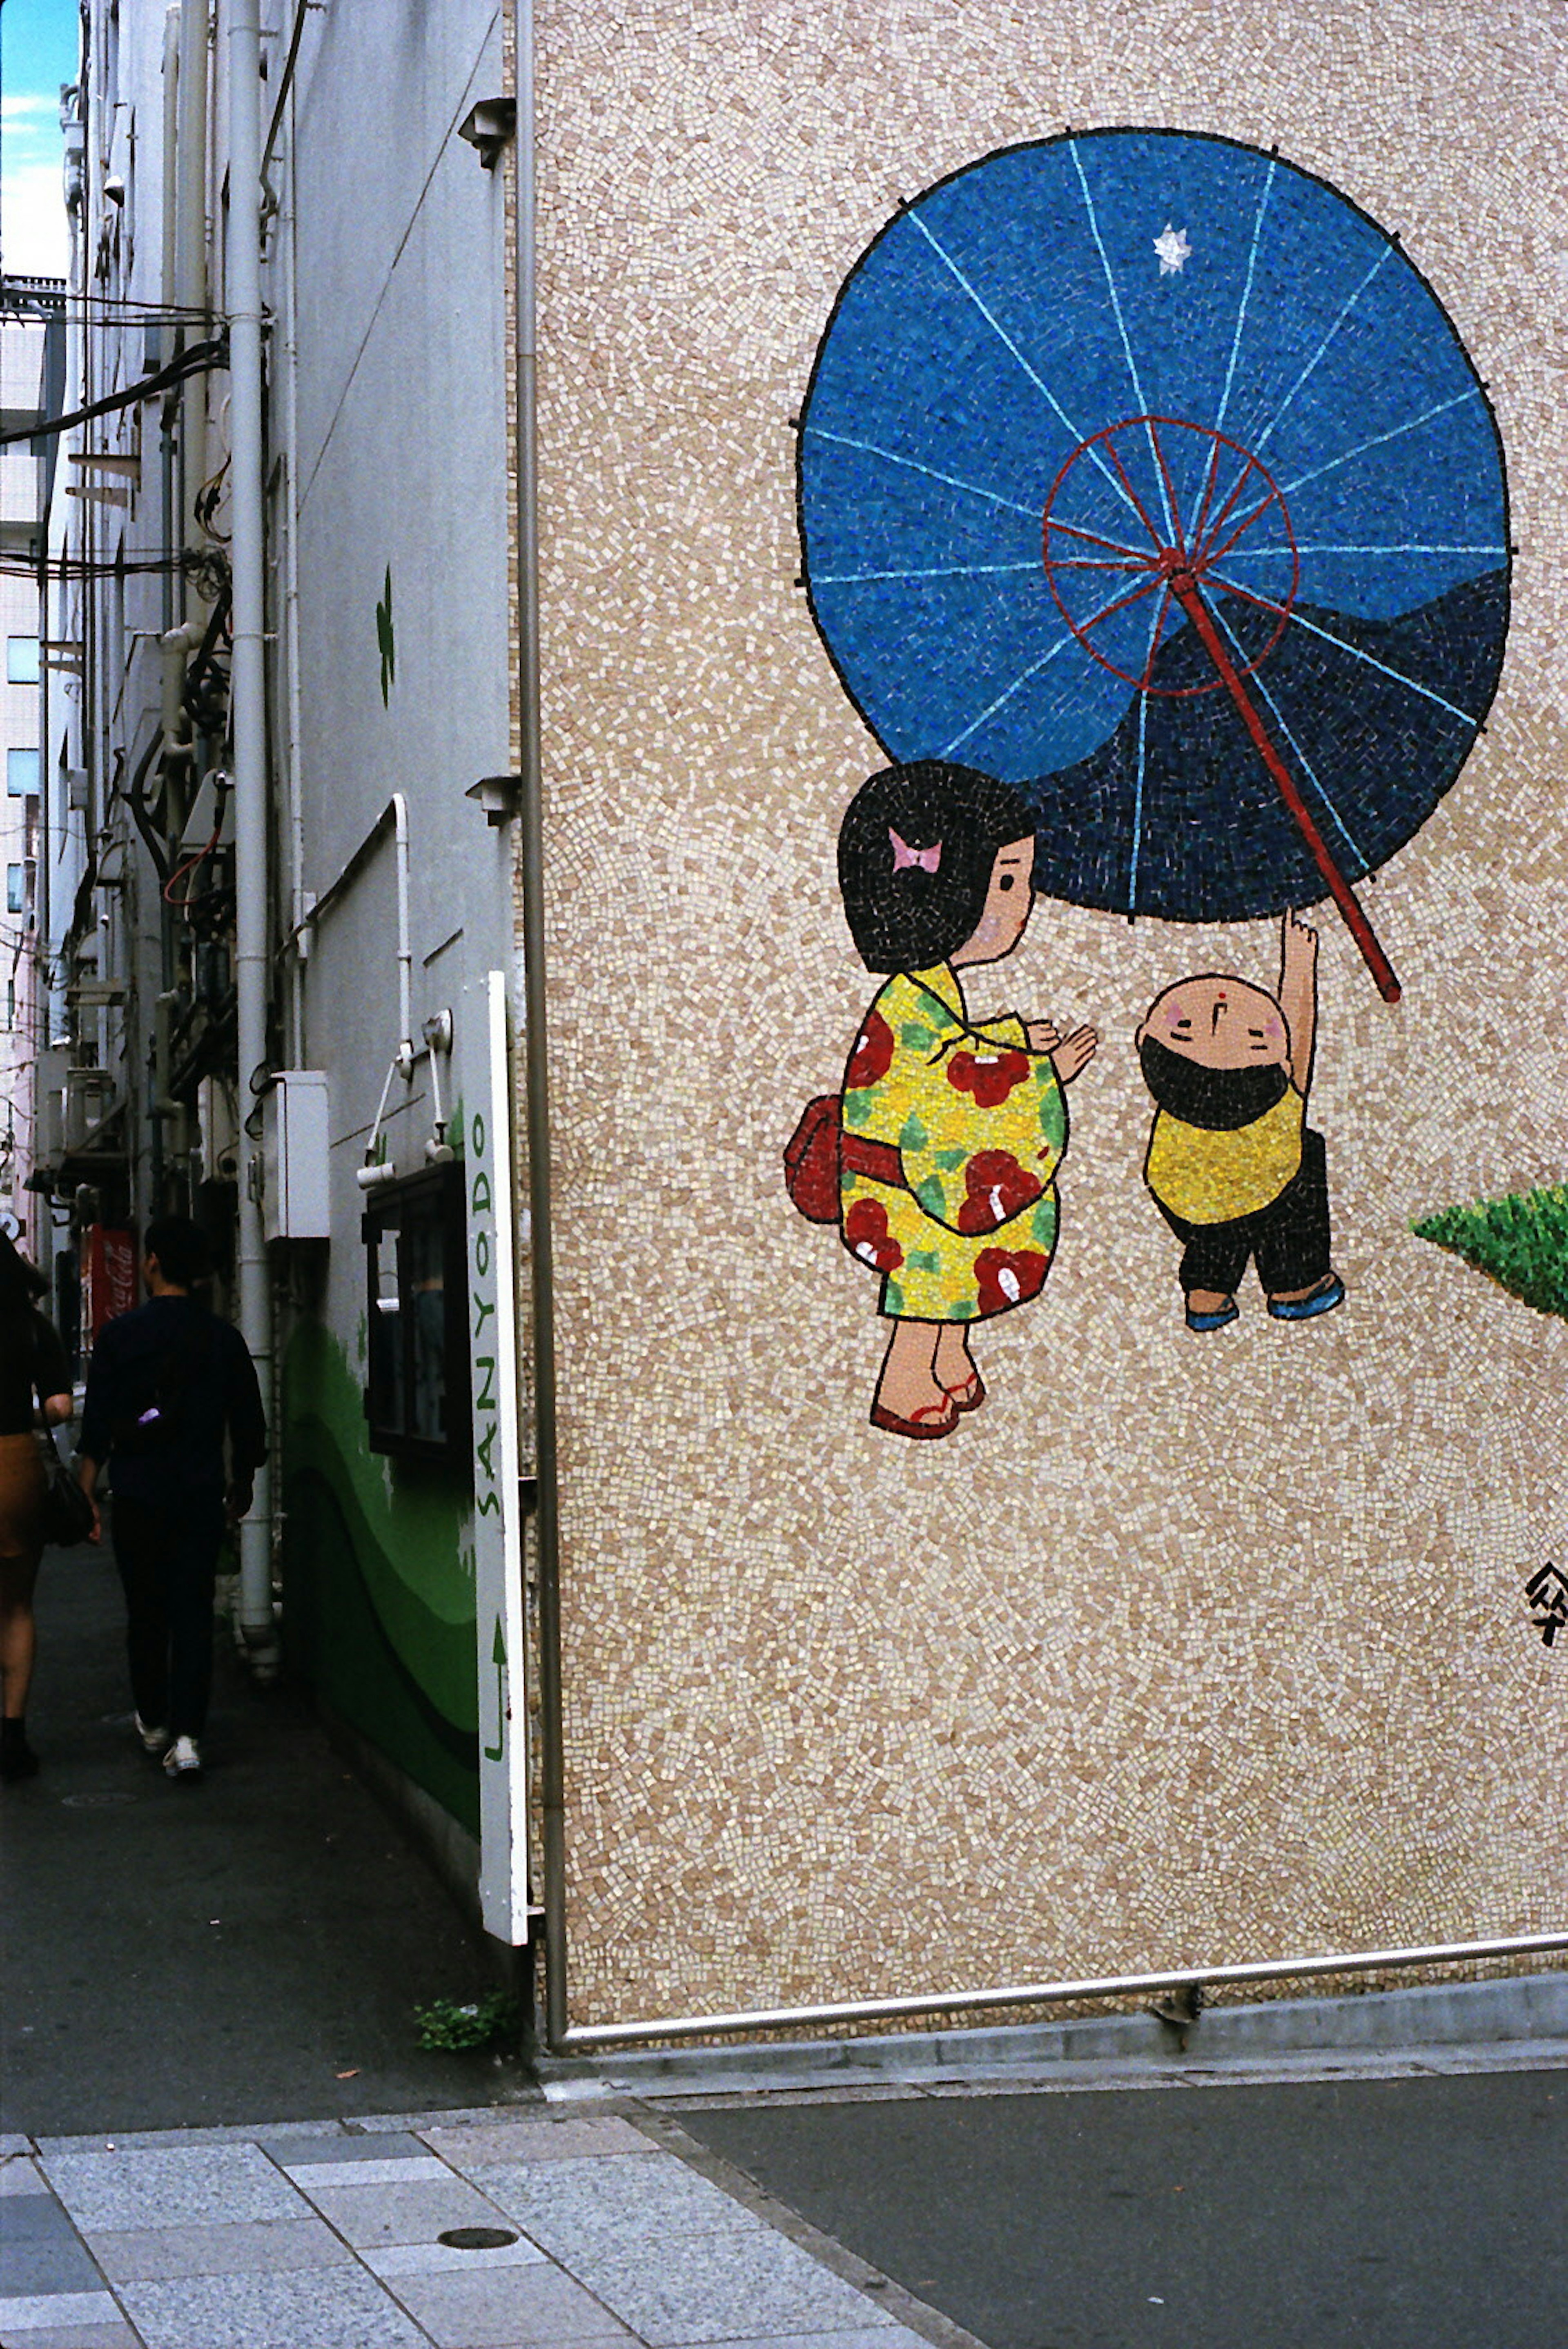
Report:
684,2068,1568,2349
1,1536,523,2135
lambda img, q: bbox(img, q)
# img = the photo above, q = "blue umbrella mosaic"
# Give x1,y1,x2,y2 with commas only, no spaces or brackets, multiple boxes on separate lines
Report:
797,129,1511,1001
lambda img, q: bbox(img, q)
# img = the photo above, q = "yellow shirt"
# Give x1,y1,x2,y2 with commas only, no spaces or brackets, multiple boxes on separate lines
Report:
1145,1085,1304,1225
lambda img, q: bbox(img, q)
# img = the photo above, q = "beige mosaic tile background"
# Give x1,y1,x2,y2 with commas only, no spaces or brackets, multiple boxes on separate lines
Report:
530,0,1568,2027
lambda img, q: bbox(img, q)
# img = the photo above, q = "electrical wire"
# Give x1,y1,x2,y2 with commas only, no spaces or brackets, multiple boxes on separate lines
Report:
0,336,228,448
163,819,225,910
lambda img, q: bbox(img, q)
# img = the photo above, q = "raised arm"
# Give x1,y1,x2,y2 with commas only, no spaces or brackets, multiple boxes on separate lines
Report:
1278,910,1319,1096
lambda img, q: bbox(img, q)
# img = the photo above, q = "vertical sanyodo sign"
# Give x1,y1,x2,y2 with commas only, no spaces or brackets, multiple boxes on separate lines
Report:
469,970,529,1939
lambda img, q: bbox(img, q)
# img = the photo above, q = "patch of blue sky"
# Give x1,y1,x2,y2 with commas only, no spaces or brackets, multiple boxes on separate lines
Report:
0,0,77,276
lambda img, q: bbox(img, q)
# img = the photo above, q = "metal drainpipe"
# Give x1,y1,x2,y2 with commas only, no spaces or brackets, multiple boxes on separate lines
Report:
512,0,568,2044
280,55,307,1071
225,0,277,1671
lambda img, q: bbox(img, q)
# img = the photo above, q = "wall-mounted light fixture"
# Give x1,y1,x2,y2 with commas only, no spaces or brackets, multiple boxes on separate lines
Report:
457,99,517,170
466,773,522,827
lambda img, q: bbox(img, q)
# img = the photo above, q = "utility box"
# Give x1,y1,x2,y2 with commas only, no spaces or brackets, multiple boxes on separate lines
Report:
260,1070,330,1241
197,1075,239,1184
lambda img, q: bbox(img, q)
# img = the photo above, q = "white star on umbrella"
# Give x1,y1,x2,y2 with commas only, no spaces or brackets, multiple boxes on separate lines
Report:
1154,223,1192,276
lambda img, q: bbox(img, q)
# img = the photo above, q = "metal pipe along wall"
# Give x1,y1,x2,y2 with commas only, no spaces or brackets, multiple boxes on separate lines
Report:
225,0,277,1665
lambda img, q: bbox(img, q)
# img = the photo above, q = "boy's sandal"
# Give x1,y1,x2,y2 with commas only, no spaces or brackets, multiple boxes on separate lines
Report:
942,1372,986,1412
1185,1297,1240,1333
870,1397,960,1440
1267,1274,1345,1322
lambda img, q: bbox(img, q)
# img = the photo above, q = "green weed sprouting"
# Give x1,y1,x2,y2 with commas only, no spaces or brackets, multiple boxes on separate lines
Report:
412,1991,520,2052
1412,1183,1568,1323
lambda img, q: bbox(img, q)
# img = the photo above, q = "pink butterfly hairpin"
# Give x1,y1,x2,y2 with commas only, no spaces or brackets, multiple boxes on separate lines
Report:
889,828,941,874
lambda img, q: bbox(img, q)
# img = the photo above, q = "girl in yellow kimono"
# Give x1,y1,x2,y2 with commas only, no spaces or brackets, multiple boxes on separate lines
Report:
836,762,1097,1440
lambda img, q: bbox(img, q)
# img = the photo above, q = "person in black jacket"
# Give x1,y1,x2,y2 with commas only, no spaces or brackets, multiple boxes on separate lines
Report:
0,1228,74,1782
77,1216,266,1779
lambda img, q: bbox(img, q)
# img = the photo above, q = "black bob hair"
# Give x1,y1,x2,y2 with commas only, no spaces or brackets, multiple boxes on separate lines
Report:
0,1226,45,1314
837,761,1036,974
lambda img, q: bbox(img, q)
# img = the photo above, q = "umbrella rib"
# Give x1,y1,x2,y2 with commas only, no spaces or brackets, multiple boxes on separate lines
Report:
1203,587,1372,873
906,211,1152,536
1146,422,1188,557
1067,141,1177,541
1045,516,1157,561
938,631,1077,758
1192,459,1262,568
1279,388,1483,497
1214,160,1276,438
1200,482,1282,573
1221,542,1506,558
1193,159,1278,544
939,573,1158,758
814,562,1044,584
1251,245,1394,456
1204,569,1480,726
1103,436,1168,555
802,426,1042,519
1129,586,1174,917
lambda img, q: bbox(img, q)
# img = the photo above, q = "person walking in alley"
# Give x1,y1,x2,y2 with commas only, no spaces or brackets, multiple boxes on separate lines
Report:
0,1229,75,1783
77,1216,267,1780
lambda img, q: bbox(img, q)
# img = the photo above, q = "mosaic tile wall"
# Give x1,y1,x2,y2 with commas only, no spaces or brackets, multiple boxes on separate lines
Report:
531,0,1568,2028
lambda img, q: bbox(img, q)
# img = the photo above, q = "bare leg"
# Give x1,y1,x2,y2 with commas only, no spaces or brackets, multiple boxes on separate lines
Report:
0,1552,40,1720
1187,1287,1234,1316
872,1319,950,1427
933,1324,978,1395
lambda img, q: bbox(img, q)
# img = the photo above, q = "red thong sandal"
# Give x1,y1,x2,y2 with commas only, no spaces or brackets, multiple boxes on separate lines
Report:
870,1396,960,1441
941,1371,986,1413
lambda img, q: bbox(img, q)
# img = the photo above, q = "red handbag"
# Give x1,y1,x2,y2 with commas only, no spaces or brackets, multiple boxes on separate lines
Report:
784,1096,903,1223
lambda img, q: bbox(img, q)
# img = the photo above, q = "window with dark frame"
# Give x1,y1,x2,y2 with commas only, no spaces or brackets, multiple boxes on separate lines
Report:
361,1161,471,1466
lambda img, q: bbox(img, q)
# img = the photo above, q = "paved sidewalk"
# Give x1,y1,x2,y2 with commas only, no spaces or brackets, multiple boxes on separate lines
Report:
0,2108,946,2349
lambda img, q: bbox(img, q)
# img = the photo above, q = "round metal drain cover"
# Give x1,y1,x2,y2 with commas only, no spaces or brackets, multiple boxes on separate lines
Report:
438,2226,518,2251
60,1791,141,1809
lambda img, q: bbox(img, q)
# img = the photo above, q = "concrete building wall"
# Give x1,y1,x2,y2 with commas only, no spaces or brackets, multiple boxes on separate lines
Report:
530,0,1568,2028
273,0,518,1840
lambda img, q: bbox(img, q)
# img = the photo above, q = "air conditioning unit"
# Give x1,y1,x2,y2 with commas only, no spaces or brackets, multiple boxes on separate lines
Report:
62,1068,114,1151
197,1075,239,1184
36,1048,67,1160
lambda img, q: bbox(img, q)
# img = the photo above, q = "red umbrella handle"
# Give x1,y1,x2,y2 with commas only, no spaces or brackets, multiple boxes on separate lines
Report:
1167,572,1402,1004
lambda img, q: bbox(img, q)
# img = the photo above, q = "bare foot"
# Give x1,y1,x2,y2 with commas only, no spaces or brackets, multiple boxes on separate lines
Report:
873,1320,952,1428
933,1325,978,1396
1269,1274,1336,1305
1187,1289,1233,1316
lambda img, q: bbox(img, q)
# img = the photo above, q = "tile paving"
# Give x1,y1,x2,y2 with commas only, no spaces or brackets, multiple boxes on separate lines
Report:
0,2108,943,2349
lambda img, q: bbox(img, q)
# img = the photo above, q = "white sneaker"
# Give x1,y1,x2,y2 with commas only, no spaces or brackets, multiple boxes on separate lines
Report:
135,1713,170,1755
163,1735,203,1778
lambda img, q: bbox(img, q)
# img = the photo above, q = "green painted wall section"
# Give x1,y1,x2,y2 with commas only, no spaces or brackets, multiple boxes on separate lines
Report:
282,1318,480,1836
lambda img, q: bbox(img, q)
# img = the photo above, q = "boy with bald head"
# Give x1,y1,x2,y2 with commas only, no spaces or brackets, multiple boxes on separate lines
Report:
1136,910,1344,1333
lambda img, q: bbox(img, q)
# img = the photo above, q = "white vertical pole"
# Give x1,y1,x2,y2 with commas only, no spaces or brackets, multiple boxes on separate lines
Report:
470,971,529,1937
225,0,276,1665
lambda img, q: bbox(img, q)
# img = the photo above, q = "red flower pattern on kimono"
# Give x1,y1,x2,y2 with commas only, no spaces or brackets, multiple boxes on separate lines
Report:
974,1246,1050,1314
846,1009,895,1091
956,1149,1044,1236
945,1047,1032,1109
843,1198,903,1273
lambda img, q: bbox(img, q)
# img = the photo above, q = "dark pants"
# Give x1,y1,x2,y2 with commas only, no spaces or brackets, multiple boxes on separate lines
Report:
111,1494,226,1739
1158,1128,1333,1299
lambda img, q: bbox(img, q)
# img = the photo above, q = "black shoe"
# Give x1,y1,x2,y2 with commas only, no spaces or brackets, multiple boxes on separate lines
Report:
0,1721,40,1781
